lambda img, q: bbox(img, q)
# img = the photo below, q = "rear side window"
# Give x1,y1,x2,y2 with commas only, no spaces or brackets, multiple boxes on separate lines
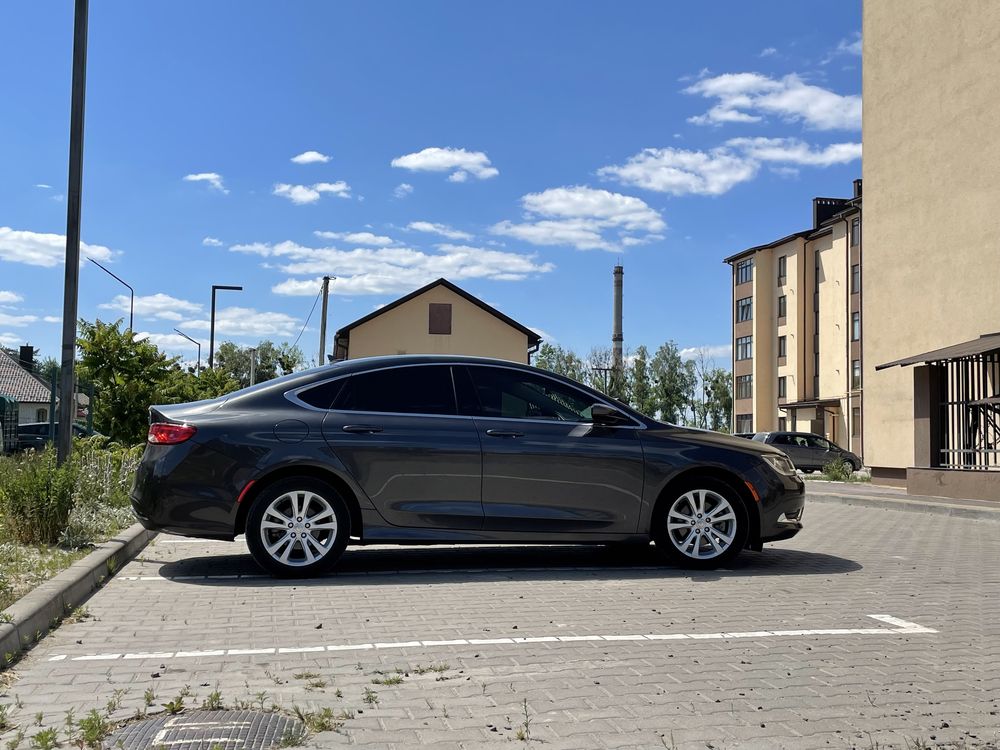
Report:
296,379,345,410
333,365,456,415
464,366,595,422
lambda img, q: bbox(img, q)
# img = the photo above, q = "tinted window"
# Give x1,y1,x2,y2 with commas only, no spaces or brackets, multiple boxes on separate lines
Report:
333,366,456,415
807,435,831,450
296,379,345,410
465,366,595,422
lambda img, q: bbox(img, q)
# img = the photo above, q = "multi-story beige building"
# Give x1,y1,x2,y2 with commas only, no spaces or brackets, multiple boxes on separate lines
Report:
725,182,863,454
333,278,541,364
862,0,1000,500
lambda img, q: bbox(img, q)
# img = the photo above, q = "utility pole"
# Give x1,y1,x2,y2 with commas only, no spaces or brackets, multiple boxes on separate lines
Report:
57,0,89,465
173,328,201,376
249,348,257,386
208,284,242,368
317,275,334,365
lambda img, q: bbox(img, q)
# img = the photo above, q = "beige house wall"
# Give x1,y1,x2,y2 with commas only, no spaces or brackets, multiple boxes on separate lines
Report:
346,285,532,363
815,227,850,446
752,252,776,431
863,0,1000,470
775,238,803,426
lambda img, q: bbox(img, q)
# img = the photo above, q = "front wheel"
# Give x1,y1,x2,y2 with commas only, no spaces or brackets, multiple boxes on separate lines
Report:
245,478,351,577
652,479,749,569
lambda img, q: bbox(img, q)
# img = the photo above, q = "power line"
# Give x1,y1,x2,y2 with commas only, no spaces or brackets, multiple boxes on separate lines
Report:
291,283,323,349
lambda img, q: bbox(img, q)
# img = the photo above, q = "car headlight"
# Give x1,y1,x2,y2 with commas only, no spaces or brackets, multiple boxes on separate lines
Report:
762,453,797,477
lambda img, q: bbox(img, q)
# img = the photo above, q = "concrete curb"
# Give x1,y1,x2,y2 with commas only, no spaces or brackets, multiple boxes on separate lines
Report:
0,523,156,666
808,491,1000,521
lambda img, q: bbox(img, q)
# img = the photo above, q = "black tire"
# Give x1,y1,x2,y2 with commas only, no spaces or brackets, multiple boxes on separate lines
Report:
651,478,749,570
245,477,351,578
845,459,859,473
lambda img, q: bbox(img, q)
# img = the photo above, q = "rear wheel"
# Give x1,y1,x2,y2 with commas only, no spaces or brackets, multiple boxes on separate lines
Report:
245,478,350,577
652,479,748,569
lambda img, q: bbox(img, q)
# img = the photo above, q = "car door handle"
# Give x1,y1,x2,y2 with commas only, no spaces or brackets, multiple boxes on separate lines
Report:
342,424,383,434
485,429,525,438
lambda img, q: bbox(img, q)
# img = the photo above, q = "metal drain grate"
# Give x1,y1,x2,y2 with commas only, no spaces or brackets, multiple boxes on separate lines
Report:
105,710,304,750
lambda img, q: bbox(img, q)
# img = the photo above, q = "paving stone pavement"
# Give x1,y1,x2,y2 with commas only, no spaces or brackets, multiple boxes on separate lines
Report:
2,498,1000,749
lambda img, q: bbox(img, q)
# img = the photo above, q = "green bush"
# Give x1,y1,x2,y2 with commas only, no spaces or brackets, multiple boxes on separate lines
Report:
821,457,854,482
0,449,78,545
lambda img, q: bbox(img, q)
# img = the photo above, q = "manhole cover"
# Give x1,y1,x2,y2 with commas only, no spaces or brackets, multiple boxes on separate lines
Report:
106,710,304,750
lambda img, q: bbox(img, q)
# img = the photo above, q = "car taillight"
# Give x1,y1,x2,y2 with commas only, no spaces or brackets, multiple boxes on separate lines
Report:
148,423,197,445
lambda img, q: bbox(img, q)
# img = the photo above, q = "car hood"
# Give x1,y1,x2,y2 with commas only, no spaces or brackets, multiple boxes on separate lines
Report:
644,424,786,457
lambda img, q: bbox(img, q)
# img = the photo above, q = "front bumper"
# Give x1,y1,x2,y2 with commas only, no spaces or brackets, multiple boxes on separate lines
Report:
752,465,805,543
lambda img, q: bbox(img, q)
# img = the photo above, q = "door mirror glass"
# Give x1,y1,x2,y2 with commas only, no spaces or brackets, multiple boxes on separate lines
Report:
590,403,630,427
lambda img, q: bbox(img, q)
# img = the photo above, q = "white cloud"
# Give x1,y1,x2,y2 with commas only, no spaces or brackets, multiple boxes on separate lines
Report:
182,306,300,338
239,239,552,297
34,183,52,189
0,312,37,327
0,226,115,267
406,221,473,241
599,138,860,196
836,32,862,57
0,291,24,304
290,150,331,164
684,72,861,130
134,332,205,352
183,172,228,194
490,186,665,252
759,47,778,57
313,231,395,247
394,183,414,199
0,332,21,346
100,293,202,322
202,237,223,247
273,181,351,205
391,147,499,182
43,316,61,323
680,344,733,361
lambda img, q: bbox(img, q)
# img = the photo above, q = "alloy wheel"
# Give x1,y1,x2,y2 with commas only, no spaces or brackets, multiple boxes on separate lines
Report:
259,490,339,567
665,489,738,560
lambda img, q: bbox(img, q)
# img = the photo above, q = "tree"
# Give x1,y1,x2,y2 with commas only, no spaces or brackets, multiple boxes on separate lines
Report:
703,367,733,433
649,341,697,424
78,319,178,444
533,343,586,384
213,340,305,388
628,345,656,417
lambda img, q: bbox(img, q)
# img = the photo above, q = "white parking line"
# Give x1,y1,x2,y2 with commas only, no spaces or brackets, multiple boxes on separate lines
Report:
47,615,937,664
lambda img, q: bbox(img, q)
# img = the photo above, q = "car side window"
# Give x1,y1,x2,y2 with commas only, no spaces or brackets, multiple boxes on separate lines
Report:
296,379,345,410
465,366,595,422
770,434,789,446
807,436,831,450
332,365,456,415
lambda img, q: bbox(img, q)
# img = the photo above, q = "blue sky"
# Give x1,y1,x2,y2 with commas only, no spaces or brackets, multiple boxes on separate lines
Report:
0,1,861,368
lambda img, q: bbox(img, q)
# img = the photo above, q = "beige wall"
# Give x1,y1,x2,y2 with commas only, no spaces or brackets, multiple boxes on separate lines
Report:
864,0,1000,469
346,285,532,364
752,252,776,430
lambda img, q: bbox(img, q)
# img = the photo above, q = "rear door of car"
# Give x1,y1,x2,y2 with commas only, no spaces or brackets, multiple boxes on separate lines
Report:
456,364,644,534
805,435,837,468
771,433,809,468
320,364,483,530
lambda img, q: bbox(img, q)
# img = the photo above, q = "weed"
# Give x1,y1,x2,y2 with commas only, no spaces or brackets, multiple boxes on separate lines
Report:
65,608,91,625
292,672,320,680
362,687,379,706
29,729,58,750
201,687,224,711
143,689,156,708
305,679,326,691
371,675,403,686
0,703,14,731
264,670,285,686
292,706,345,734
5,728,26,750
412,663,449,675
105,689,127,715
334,689,342,699
76,709,112,748
33,714,43,727
277,727,307,747
161,697,184,715
442,705,449,719
515,698,531,742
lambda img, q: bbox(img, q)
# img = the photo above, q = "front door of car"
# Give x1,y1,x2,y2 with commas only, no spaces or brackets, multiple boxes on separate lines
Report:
806,435,836,467
320,364,483,530
455,365,644,534
772,434,808,468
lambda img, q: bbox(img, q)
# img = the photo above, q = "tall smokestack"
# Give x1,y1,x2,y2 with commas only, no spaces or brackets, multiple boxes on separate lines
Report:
612,265,623,367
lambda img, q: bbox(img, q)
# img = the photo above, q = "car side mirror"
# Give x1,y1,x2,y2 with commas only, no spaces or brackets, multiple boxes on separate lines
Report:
591,403,630,427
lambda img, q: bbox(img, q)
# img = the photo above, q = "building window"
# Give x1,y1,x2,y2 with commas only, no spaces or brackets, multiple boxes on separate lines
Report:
736,336,753,361
735,297,752,322
851,264,861,294
777,255,787,283
852,311,861,341
778,335,787,358
36,408,47,422
735,414,753,434
736,374,752,400
852,359,862,389
428,303,452,335
777,294,787,319
736,258,753,285
778,376,787,399
850,218,861,247
852,406,861,437
778,417,787,431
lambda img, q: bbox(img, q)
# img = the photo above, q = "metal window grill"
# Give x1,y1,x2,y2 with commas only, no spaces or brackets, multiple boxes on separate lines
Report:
939,351,1000,470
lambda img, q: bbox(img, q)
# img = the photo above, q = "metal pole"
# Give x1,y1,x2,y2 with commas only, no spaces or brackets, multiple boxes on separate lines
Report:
318,275,331,365
208,284,242,368
87,257,134,330
57,0,89,465
249,348,257,386
173,328,202,376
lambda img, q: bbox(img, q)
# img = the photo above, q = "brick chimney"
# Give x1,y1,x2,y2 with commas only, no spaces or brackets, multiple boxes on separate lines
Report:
18,345,34,371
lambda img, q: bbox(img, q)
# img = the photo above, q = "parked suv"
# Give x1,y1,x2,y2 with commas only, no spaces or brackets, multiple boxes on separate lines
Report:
751,431,862,473
16,422,91,452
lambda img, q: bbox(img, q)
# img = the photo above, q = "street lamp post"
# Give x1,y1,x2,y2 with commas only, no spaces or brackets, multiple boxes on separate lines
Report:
88,257,133,330
208,284,242,369
173,328,202,376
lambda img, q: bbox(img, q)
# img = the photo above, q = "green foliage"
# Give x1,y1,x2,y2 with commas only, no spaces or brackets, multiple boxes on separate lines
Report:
74,710,111,749
822,457,854,482
0,449,76,545
533,343,586,383
213,340,305,388
29,728,58,750
629,345,655,417
650,342,697,424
